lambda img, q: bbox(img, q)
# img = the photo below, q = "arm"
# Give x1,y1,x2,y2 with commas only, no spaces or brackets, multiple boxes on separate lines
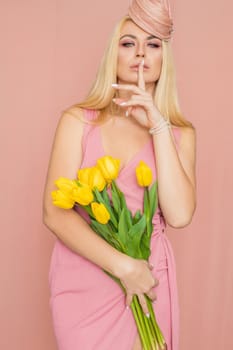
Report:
152,126,197,228
42,108,128,277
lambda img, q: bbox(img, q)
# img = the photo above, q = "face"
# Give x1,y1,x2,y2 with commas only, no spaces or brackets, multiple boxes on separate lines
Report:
117,20,163,86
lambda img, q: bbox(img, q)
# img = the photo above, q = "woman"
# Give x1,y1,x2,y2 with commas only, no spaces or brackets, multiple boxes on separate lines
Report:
42,1,196,349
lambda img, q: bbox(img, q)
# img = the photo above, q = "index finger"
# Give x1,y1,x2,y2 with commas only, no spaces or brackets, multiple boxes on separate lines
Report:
138,59,146,91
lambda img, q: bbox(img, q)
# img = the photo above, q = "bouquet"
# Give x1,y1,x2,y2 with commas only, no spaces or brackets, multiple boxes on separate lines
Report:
51,155,166,350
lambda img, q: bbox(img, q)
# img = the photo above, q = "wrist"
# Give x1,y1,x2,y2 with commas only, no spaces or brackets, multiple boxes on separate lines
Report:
113,252,135,279
148,117,171,135
148,115,165,129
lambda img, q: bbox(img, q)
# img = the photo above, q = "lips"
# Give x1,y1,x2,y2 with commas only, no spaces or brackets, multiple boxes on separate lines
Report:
130,63,149,69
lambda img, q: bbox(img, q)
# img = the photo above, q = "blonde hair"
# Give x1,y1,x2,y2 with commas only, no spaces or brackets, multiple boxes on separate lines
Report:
65,15,194,129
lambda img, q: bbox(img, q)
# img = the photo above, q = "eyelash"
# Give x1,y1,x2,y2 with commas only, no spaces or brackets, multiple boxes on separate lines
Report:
121,42,160,48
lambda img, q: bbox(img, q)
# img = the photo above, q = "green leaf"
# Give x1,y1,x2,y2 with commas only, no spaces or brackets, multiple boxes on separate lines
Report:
149,181,158,218
102,187,111,208
118,207,128,246
111,187,121,216
111,181,132,230
128,214,146,238
140,235,151,260
90,220,110,242
133,210,142,224
125,215,147,258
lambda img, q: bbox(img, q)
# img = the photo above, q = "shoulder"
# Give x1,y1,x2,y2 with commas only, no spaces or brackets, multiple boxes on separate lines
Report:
60,106,86,122
179,126,196,151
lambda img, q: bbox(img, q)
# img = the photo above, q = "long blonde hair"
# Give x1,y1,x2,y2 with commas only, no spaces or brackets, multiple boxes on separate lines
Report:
65,15,194,129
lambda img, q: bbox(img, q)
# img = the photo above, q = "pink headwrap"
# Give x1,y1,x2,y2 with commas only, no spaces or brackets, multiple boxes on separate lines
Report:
128,0,174,41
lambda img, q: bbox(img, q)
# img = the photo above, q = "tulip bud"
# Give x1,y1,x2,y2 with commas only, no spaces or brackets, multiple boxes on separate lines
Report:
91,202,110,224
78,167,106,191
136,161,153,187
97,156,120,184
54,177,77,194
72,182,94,206
51,190,75,209
77,168,92,185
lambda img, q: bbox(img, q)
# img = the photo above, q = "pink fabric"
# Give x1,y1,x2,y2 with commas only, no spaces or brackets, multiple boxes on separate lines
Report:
128,0,174,40
48,108,181,350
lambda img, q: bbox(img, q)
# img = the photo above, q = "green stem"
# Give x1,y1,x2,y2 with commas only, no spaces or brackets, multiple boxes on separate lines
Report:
75,203,95,218
143,313,157,350
134,296,151,350
145,187,151,238
131,300,149,350
147,298,166,349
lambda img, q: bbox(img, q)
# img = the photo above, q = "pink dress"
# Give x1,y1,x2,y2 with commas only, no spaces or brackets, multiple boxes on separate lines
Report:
48,108,181,350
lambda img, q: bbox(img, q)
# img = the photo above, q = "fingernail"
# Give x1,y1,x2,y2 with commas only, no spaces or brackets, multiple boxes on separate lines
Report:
126,305,130,310
119,101,127,106
141,59,144,66
125,110,129,117
112,83,118,87
145,312,150,318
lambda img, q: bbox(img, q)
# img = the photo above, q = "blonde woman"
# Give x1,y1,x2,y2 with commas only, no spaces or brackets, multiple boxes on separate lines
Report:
42,1,196,349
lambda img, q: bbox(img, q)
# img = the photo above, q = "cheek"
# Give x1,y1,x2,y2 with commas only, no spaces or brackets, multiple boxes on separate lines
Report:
117,52,129,74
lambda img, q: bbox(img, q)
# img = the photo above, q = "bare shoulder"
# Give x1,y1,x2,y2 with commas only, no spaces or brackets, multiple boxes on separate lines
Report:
176,126,197,190
59,106,86,124
42,107,86,213
179,126,196,148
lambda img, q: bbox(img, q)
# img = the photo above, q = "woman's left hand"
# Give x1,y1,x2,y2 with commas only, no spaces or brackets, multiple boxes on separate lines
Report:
112,59,163,129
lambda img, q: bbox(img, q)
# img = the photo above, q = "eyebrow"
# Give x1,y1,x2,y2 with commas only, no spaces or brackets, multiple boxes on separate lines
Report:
120,34,161,40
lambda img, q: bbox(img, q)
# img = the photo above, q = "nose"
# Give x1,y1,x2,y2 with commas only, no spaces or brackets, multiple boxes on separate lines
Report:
136,43,145,58
136,51,145,58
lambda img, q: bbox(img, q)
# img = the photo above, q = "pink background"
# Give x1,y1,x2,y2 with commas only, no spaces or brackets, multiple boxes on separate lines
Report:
1,0,233,349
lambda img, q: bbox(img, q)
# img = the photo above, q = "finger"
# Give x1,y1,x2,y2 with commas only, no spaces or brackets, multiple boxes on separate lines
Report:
126,293,133,308
138,59,146,91
137,294,150,316
148,262,154,270
146,289,157,302
116,98,150,108
112,83,145,95
128,106,133,116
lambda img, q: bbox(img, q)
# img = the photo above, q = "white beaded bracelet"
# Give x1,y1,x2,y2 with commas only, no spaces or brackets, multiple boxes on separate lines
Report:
149,118,171,135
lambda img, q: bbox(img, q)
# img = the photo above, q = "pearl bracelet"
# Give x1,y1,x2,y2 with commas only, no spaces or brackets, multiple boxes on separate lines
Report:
149,118,171,135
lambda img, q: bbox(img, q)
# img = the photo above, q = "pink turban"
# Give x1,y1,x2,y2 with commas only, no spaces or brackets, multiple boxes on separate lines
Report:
128,0,174,41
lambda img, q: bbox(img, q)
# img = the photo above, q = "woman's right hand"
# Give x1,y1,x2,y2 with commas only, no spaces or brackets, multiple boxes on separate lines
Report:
117,255,159,316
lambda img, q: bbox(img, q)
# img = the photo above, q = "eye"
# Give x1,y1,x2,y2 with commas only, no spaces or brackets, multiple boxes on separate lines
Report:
121,42,135,47
148,43,160,48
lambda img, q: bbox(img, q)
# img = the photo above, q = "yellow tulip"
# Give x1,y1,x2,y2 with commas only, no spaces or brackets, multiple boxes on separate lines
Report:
136,161,153,187
97,156,120,184
54,177,77,194
72,182,94,206
91,202,110,224
78,167,106,191
51,190,75,209
77,168,92,185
